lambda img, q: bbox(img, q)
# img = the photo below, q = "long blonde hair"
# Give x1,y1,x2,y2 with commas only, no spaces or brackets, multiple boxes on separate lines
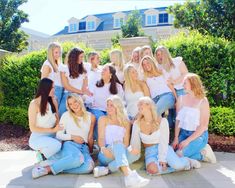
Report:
140,55,162,79
124,64,139,92
66,93,89,127
107,95,129,128
136,96,160,130
110,49,125,71
47,42,62,72
185,73,206,99
130,47,141,64
140,45,153,59
154,46,175,72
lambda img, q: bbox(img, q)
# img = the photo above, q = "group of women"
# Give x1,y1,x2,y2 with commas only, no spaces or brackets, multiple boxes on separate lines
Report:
28,42,216,187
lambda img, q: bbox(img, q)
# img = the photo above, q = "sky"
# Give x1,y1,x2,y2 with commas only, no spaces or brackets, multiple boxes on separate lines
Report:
19,0,186,36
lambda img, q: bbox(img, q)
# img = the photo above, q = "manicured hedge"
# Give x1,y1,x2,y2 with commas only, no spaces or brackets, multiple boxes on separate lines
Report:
154,31,235,108
209,107,235,136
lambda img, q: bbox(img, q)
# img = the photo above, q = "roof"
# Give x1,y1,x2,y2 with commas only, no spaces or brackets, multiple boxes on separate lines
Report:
54,7,170,36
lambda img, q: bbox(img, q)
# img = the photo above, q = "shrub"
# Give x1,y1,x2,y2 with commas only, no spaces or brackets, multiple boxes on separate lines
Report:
154,31,235,108
209,107,235,136
0,106,28,129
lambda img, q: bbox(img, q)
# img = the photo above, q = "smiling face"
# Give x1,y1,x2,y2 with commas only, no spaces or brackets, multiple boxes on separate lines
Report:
183,77,192,93
155,50,163,64
132,51,139,63
67,97,82,113
129,67,138,81
53,47,61,61
138,100,151,115
142,59,152,72
77,52,84,64
106,100,116,116
143,48,152,57
101,65,111,81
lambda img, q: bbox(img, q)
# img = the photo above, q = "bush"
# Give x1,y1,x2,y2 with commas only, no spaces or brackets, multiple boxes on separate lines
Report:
0,42,94,109
209,107,235,136
154,31,235,108
0,106,28,129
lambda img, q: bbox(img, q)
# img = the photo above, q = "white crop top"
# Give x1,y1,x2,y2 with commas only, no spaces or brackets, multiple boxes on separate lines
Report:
176,98,204,131
56,111,92,143
105,124,126,145
124,90,144,118
146,75,172,98
61,65,86,93
40,60,63,87
130,118,169,162
36,103,56,129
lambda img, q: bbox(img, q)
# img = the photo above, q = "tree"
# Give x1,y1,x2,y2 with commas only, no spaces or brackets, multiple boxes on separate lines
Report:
168,0,235,41
0,0,29,52
121,9,144,38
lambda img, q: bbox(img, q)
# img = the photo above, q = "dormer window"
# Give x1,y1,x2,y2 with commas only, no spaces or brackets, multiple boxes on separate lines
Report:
159,13,168,24
69,23,78,32
147,15,157,25
113,12,126,29
79,21,86,30
114,18,124,28
87,21,95,30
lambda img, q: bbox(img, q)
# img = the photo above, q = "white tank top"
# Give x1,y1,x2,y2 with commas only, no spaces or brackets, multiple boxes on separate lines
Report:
40,60,63,87
146,75,172,98
176,98,204,131
36,103,56,129
105,124,126,145
124,90,144,118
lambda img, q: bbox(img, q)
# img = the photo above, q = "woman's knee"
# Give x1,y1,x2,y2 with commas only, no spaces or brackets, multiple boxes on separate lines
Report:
146,162,158,175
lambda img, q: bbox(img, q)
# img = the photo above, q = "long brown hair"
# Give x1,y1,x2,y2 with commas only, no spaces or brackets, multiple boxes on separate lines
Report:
67,47,87,78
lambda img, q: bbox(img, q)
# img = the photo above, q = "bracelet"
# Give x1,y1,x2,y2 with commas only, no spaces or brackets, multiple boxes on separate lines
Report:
100,146,106,154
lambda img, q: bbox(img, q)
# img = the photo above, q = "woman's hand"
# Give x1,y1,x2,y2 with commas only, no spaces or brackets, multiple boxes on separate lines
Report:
159,161,167,171
71,135,85,144
172,138,179,150
178,139,190,150
53,124,63,132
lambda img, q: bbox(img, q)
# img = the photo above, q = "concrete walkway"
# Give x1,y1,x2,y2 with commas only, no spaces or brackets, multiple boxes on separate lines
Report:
0,151,235,188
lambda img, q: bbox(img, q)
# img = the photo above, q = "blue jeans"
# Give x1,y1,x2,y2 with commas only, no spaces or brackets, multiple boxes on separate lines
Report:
98,143,140,172
55,86,64,109
58,92,70,117
50,141,94,175
29,133,62,159
178,129,208,161
145,144,190,174
87,108,107,141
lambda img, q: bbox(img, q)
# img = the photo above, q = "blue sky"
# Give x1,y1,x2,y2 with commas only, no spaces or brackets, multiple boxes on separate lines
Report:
20,0,186,36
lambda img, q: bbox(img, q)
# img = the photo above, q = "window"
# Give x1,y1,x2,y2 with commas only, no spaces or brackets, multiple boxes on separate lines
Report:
87,21,95,30
79,22,86,30
147,15,157,25
114,18,124,28
69,23,77,32
159,13,168,23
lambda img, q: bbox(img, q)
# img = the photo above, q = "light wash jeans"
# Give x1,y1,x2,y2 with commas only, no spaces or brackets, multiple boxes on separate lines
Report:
98,143,140,172
54,85,64,109
49,141,94,175
87,108,107,141
178,129,208,161
29,133,62,159
58,92,70,117
145,144,190,174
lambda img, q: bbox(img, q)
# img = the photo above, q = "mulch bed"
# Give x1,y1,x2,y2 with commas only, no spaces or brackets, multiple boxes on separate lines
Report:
0,124,234,153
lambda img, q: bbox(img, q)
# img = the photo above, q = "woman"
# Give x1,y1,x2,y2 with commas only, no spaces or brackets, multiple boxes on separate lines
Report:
93,95,149,188
127,47,141,70
155,46,188,97
32,93,95,178
41,42,64,108
109,49,125,84
130,97,201,175
172,73,216,163
124,64,150,121
140,45,154,59
59,47,92,116
87,65,124,140
28,78,62,162
140,55,176,118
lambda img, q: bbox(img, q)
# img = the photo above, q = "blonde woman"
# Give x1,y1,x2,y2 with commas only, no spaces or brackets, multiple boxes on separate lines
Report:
172,73,216,163
155,46,188,96
109,49,125,83
124,64,150,120
59,47,92,116
127,47,141,70
41,42,64,108
130,97,201,175
32,93,95,178
140,45,154,60
140,55,176,119
93,95,149,188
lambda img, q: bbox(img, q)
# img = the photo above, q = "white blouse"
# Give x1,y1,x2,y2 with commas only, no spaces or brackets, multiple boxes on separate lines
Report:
130,118,169,162
57,111,92,143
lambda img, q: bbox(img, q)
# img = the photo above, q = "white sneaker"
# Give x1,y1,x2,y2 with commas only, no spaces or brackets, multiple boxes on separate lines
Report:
188,158,201,169
93,166,109,178
124,170,149,187
32,166,48,179
201,144,217,163
37,159,55,167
